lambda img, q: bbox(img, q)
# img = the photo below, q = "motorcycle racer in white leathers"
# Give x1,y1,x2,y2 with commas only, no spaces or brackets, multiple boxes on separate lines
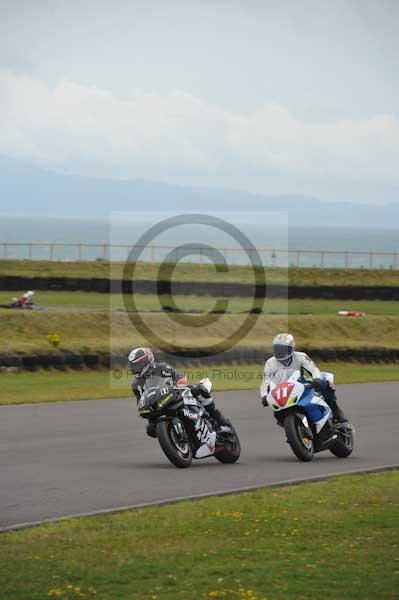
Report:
260,333,347,422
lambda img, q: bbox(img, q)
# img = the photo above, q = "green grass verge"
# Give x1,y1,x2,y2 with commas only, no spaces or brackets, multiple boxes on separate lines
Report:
2,290,399,315
1,471,398,599
0,311,398,354
1,362,399,405
2,259,399,287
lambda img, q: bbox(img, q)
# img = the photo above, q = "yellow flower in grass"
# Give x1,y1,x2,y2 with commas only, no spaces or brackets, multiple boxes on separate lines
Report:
47,333,62,348
239,589,260,600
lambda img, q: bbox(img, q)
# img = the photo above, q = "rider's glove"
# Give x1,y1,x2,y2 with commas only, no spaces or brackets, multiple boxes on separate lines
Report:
261,396,269,407
189,382,211,399
312,378,322,392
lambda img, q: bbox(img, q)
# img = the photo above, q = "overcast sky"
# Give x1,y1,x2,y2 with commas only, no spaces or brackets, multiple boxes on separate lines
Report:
1,0,398,204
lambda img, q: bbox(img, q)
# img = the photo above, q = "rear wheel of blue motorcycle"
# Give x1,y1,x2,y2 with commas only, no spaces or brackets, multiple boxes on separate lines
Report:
156,420,193,468
330,426,354,458
284,414,314,462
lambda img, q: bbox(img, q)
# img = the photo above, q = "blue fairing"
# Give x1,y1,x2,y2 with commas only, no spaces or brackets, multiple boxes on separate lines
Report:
297,387,331,425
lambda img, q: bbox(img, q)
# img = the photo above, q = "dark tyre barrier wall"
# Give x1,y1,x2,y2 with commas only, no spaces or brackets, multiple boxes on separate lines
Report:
83,354,99,369
1,347,399,372
64,353,84,369
0,355,22,368
286,286,399,300
2,275,399,300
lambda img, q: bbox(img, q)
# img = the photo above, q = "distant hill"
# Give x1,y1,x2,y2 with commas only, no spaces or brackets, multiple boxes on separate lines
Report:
1,155,399,227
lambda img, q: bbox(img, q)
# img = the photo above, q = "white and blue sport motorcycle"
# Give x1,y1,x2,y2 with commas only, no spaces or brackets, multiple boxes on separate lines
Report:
267,371,354,462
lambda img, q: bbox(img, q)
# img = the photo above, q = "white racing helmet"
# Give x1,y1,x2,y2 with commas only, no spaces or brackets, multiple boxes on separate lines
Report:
25,291,35,299
273,333,295,366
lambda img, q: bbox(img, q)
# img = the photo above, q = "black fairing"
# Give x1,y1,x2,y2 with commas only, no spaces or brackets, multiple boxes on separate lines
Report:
313,419,336,452
138,376,217,455
138,378,177,418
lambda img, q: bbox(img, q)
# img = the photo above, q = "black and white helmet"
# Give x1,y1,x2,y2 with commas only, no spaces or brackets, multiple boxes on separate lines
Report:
128,347,154,377
273,333,295,366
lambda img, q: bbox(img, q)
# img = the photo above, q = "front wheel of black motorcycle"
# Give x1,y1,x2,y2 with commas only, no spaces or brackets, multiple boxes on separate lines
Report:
156,420,193,468
214,427,241,464
284,413,314,462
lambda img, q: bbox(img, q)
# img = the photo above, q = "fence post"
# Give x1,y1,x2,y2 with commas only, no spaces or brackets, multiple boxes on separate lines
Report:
2,243,399,271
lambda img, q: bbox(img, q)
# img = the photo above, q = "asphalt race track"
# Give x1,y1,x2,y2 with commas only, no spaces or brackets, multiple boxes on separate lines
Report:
1,383,398,530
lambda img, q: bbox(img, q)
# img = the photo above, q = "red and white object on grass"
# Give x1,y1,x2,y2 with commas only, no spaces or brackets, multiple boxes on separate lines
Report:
337,310,366,317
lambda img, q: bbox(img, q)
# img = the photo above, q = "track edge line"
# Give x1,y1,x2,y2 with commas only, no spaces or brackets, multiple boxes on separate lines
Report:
2,463,399,533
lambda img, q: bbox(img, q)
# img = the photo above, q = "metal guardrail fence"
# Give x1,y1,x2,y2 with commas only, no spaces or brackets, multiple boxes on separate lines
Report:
0,242,398,269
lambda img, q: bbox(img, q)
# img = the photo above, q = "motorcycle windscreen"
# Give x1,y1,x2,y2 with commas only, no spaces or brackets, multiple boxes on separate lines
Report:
143,375,173,391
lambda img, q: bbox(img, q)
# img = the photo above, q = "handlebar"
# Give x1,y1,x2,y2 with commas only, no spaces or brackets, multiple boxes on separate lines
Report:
302,380,314,389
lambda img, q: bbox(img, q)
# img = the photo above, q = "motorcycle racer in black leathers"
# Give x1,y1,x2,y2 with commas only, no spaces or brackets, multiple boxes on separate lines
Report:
129,347,229,438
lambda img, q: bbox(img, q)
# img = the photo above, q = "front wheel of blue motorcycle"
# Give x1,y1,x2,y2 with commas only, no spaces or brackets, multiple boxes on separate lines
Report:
284,414,314,462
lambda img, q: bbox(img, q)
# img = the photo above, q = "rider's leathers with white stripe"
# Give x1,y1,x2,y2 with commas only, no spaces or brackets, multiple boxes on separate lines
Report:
260,351,321,398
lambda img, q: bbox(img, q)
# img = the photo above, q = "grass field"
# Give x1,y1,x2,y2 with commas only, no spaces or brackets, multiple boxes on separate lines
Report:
2,290,399,315
2,259,399,287
0,309,398,354
1,362,398,405
1,470,398,599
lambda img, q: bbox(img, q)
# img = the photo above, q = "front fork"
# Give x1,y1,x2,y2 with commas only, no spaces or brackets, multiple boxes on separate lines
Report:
276,410,314,437
170,417,188,441
291,412,314,442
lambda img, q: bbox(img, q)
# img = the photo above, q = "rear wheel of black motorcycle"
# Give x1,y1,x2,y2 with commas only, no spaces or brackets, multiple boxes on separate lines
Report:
329,425,354,458
156,420,193,468
214,427,241,464
284,414,314,462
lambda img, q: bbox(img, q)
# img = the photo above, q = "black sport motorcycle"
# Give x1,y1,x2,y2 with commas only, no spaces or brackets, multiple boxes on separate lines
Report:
138,375,241,468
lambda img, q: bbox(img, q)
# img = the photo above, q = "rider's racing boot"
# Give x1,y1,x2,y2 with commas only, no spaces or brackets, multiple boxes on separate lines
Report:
330,400,348,423
323,387,348,423
146,422,157,438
